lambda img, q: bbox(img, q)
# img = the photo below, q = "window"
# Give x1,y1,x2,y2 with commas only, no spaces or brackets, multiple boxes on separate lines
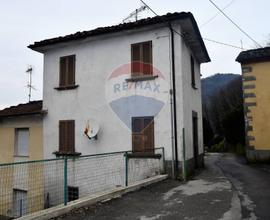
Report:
190,55,196,88
131,41,153,77
14,128,29,157
59,120,75,153
68,186,79,202
13,189,27,217
59,55,76,87
132,117,154,153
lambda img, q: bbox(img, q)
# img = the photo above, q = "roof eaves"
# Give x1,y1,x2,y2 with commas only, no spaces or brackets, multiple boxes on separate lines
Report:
0,110,47,119
236,47,270,63
28,12,210,63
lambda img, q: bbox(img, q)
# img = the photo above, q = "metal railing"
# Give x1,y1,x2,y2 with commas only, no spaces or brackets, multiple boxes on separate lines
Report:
0,147,165,219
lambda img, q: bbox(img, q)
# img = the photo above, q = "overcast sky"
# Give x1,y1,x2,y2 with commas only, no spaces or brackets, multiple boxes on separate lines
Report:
0,0,269,109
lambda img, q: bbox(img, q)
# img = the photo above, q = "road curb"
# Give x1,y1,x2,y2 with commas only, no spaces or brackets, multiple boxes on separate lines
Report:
18,174,168,220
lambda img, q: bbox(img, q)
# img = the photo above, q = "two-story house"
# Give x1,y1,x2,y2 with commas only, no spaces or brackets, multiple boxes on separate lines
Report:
0,101,45,218
236,47,270,162
29,12,210,176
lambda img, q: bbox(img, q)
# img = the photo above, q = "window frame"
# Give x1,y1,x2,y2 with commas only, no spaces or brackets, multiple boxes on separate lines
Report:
131,116,154,153
58,120,75,154
13,189,28,217
131,41,153,77
14,128,29,157
190,55,196,89
56,55,78,90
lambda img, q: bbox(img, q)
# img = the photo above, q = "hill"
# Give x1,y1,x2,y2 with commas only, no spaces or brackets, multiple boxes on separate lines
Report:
202,73,240,106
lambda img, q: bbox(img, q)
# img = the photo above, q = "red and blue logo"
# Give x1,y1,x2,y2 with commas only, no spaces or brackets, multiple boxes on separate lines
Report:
105,62,169,130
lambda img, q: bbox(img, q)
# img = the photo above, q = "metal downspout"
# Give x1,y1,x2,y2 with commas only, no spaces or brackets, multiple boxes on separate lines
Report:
169,24,179,177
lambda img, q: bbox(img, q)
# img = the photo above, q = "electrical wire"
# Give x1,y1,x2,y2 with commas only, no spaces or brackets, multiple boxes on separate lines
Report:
208,0,262,48
200,0,236,28
203,37,246,50
139,0,245,50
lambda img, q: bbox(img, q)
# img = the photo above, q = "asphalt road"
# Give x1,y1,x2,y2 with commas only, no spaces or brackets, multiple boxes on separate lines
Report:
217,154,270,220
52,154,270,220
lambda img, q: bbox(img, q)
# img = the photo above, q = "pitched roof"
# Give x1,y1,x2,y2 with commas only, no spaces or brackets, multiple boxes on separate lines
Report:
28,12,210,63
0,100,44,118
236,47,270,64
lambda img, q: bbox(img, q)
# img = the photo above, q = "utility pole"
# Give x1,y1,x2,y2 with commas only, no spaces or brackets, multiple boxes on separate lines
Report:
26,66,36,102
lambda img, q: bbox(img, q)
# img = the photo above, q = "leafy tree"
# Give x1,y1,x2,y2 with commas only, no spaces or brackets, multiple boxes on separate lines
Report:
202,75,245,150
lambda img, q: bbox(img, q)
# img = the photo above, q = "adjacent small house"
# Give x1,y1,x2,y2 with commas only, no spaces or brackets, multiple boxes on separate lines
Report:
0,101,45,218
236,47,270,162
28,12,210,175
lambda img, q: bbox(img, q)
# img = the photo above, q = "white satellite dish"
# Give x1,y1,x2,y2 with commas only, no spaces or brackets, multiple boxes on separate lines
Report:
84,119,100,139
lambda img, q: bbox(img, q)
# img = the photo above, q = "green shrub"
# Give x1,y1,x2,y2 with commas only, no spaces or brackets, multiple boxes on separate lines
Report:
208,139,225,152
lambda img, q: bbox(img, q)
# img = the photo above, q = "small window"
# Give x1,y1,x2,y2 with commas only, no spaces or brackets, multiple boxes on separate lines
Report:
14,128,29,157
68,186,79,202
13,189,27,217
59,55,75,87
132,117,154,153
59,120,75,153
131,41,153,77
190,55,196,88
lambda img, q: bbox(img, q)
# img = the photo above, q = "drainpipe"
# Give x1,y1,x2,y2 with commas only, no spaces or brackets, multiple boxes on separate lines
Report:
169,89,175,178
169,24,179,177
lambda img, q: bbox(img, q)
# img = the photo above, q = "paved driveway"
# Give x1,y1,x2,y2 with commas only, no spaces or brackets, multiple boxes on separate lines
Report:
54,154,240,220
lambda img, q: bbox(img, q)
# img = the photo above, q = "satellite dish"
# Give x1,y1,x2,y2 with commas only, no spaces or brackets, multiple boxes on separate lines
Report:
84,119,100,140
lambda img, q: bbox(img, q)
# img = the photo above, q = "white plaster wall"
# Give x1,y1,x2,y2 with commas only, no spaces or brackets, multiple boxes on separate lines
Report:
43,26,174,160
180,40,204,160
42,23,203,163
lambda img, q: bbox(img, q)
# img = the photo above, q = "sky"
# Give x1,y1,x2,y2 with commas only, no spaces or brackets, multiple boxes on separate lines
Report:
0,0,269,109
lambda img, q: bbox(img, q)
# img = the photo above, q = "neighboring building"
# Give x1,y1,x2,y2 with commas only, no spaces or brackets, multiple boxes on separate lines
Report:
28,12,210,175
236,47,270,162
0,101,45,218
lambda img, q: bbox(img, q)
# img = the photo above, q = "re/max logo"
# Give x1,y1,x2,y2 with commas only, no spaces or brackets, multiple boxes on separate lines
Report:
113,81,161,93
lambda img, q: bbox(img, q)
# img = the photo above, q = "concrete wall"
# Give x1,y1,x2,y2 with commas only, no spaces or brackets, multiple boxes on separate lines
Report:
241,62,270,161
0,116,44,217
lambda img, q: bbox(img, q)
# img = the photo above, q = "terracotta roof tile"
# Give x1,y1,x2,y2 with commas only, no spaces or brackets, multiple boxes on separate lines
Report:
28,12,210,63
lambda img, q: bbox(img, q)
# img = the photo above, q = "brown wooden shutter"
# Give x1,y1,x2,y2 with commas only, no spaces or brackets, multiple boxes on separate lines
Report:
59,57,67,87
131,44,141,77
142,117,154,152
67,120,75,153
142,42,152,75
59,55,75,87
67,55,75,85
132,118,144,152
59,121,66,152
132,117,154,153
59,120,75,153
